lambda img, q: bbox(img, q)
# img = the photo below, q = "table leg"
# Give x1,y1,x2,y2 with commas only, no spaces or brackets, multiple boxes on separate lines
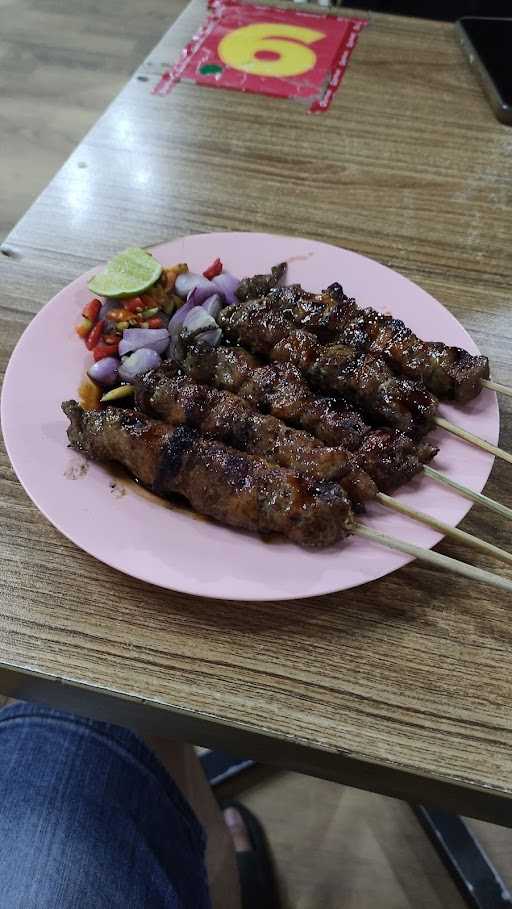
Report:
413,806,512,909
200,748,256,787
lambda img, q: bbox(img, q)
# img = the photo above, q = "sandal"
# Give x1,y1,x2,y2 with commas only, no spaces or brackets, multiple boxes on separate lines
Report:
221,800,280,909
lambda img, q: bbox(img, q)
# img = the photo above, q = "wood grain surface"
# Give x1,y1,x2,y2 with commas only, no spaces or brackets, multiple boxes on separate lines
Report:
0,0,188,238
1,1,512,824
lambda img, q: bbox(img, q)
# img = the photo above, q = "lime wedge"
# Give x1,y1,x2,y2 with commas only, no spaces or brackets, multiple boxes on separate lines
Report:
88,248,162,299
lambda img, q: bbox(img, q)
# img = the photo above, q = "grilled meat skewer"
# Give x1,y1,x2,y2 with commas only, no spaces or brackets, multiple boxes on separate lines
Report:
218,298,438,437
184,344,371,450
135,366,377,507
62,401,354,548
353,430,436,493
235,262,287,302
61,405,512,587
183,345,437,480
137,364,436,502
180,345,512,530
135,363,377,505
261,282,489,404
136,366,512,568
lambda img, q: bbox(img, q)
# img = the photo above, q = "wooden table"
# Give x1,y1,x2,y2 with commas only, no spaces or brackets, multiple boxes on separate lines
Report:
1,1,512,827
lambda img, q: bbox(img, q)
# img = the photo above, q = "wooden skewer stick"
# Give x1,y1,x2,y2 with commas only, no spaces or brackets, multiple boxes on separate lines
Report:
423,465,512,523
481,379,512,399
434,416,512,465
354,523,512,594
376,492,512,568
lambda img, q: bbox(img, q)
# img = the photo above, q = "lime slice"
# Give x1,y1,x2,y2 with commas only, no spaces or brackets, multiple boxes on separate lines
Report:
88,248,162,299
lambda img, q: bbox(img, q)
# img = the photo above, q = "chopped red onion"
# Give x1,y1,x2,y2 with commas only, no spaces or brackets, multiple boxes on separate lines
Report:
183,307,218,334
170,307,222,363
168,298,197,338
118,327,169,357
87,357,119,386
188,283,217,307
201,293,222,319
175,272,215,304
118,348,161,381
212,272,240,306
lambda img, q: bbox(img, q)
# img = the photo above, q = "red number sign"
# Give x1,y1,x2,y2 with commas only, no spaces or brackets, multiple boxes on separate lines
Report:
160,1,366,111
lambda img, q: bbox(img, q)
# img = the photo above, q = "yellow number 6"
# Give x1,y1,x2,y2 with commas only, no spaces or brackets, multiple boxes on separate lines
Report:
218,23,325,79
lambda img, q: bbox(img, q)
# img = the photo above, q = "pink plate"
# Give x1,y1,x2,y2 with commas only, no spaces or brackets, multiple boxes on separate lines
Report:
1,233,499,601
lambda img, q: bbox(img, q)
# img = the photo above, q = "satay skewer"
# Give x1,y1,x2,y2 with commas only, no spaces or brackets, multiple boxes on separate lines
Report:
434,416,512,465
217,299,512,465
181,346,512,523
63,401,512,597
248,275,489,405
376,493,512,568
234,275,512,458
423,465,512,522
136,367,512,567
354,524,512,594
481,379,512,399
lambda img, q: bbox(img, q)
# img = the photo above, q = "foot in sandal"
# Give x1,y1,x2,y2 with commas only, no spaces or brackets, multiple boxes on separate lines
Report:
223,801,281,909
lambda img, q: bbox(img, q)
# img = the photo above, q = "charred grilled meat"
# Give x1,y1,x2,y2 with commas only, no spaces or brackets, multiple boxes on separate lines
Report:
309,344,437,440
235,262,287,303
183,343,372,450
266,283,489,403
63,401,354,548
182,345,437,487
179,346,438,488
135,365,378,507
218,299,438,437
352,431,436,493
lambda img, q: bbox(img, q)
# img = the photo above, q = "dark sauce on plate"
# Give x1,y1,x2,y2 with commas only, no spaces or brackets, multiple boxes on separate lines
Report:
105,461,209,522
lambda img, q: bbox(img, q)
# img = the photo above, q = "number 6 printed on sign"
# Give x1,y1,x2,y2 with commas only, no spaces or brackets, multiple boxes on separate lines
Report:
167,2,368,111
218,23,325,79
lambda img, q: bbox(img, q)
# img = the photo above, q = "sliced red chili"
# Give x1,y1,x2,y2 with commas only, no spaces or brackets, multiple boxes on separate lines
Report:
82,298,101,323
124,297,144,313
93,339,119,361
203,257,222,279
85,319,105,350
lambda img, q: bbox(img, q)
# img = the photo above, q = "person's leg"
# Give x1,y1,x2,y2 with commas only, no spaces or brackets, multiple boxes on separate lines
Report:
0,702,216,909
145,737,241,909
144,740,280,909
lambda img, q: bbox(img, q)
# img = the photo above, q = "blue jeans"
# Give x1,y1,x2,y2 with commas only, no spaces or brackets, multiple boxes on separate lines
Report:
0,702,211,908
